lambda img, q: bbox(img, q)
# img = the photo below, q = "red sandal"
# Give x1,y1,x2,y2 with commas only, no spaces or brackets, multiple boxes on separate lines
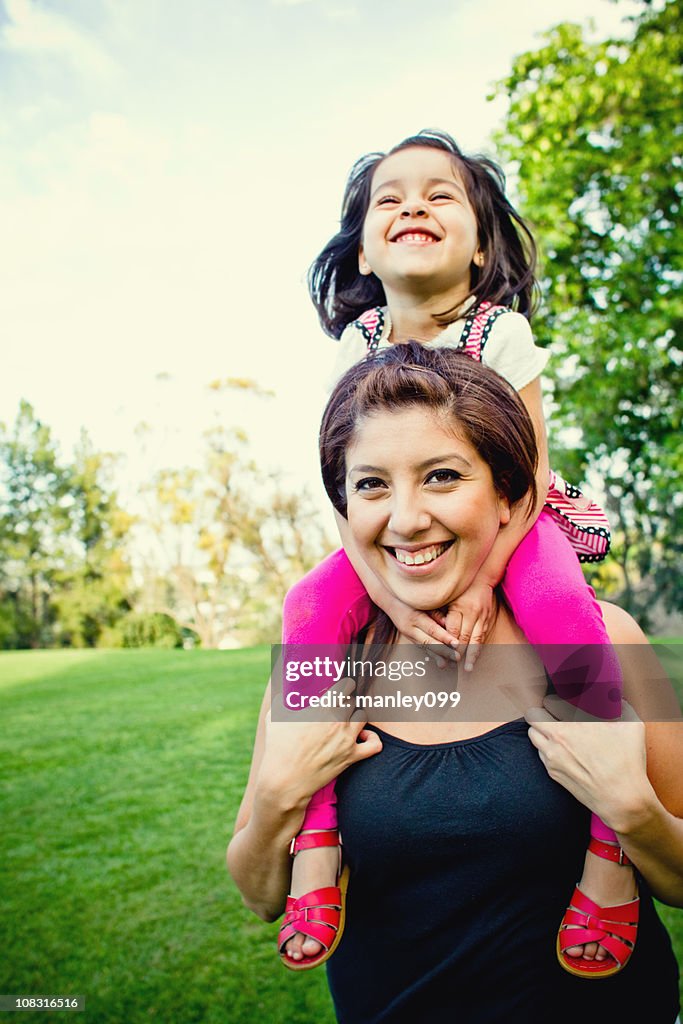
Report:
278,830,350,972
557,838,639,979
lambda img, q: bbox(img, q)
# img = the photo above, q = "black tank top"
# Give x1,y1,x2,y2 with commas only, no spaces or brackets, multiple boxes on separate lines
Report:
327,720,680,1024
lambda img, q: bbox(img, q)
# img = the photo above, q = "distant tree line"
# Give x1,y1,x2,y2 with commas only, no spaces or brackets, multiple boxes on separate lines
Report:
0,399,331,649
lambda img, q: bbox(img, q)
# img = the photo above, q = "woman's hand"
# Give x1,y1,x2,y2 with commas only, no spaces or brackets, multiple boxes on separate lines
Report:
259,678,384,810
524,696,655,833
443,579,495,671
227,678,383,921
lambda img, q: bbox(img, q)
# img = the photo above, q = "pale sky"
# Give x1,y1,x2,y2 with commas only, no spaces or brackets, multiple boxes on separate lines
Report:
0,0,643,538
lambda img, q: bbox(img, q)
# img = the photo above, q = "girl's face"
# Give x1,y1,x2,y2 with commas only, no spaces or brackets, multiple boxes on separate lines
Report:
359,147,482,303
345,405,510,612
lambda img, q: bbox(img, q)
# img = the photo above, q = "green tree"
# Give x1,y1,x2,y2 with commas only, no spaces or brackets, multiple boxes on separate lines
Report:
141,423,332,647
494,0,682,626
0,401,72,647
51,431,135,647
0,407,135,648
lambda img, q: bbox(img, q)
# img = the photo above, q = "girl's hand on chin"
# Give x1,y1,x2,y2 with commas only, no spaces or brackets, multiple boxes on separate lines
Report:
443,580,495,672
260,677,384,804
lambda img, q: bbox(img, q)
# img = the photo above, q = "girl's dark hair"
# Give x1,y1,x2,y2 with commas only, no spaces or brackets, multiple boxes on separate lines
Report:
308,129,539,339
319,342,538,520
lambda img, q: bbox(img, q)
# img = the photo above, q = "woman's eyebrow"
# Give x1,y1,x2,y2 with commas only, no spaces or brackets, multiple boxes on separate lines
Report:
347,464,386,475
418,453,472,470
348,454,472,475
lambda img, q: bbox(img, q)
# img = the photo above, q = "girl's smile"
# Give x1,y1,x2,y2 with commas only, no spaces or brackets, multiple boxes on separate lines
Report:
358,147,482,307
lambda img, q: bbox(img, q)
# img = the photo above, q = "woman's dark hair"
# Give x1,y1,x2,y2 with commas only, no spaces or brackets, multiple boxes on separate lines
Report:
319,343,538,521
308,129,539,339
321,342,540,520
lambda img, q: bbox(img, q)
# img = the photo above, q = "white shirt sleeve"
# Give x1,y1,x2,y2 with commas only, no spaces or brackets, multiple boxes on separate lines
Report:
327,323,371,392
481,311,550,392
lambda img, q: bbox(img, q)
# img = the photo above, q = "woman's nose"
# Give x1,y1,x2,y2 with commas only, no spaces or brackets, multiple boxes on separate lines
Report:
387,494,431,538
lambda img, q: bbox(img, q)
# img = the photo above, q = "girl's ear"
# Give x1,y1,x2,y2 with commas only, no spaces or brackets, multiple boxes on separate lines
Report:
473,249,485,267
358,245,372,276
498,495,511,526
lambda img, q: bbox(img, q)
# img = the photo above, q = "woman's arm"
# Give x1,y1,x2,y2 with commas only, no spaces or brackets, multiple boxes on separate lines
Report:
226,680,382,921
526,601,683,906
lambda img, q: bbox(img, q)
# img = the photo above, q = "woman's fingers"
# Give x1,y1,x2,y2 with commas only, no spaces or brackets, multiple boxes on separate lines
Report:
353,728,384,759
530,695,643,725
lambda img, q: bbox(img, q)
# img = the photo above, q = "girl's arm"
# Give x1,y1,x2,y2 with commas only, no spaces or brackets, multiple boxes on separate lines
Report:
335,509,460,654
226,680,382,921
445,375,550,662
527,602,683,906
478,374,550,583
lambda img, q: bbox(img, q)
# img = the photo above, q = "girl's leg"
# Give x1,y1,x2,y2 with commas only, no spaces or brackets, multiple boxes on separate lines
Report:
283,547,373,644
503,512,636,973
502,511,622,720
283,547,373,831
281,549,372,965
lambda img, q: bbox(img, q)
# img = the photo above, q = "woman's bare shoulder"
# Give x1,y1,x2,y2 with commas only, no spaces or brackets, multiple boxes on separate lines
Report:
599,600,648,644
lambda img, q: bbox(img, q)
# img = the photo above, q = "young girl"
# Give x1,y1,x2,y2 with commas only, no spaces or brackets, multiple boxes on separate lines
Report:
278,130,637,980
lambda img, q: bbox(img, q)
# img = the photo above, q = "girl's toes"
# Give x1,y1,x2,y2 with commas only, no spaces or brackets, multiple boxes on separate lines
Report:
301,935,323,957
285,934,305,961
581,941,599,961
595,945,610,962
563,943,584,958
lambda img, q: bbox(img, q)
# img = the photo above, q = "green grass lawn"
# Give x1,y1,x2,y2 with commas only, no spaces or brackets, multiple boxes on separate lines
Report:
1,648,681,1023
0,649,335,1024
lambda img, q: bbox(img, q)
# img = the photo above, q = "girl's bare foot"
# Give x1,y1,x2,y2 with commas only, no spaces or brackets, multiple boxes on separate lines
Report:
563,848,637,962
284,830,340,962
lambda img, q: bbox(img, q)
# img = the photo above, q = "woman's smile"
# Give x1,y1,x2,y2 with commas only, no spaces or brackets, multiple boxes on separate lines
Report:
384,539,454,570
345,406,510,612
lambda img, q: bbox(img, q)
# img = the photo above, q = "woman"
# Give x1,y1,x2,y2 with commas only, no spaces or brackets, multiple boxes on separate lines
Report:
227,345,682,1023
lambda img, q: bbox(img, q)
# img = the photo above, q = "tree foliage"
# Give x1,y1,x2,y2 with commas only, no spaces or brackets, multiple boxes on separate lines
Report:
0,387,331,648
139,423,332,647
494,0,682,625
0,405,134,648
0,402,73,647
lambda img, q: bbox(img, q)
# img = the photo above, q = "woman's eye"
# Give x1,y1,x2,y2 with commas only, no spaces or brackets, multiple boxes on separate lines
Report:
354,476,386,492
426,469,461,485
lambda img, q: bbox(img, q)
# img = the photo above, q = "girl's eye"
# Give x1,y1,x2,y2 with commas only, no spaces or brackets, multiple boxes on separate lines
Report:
430,192,454,202
426,469,461,485
377,196,400,206
354,476,387,492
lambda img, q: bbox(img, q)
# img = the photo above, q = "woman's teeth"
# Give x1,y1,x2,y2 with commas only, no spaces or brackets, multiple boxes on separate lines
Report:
393,542,450,566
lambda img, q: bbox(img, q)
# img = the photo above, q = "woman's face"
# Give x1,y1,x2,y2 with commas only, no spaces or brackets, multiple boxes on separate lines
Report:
345,405,510,611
